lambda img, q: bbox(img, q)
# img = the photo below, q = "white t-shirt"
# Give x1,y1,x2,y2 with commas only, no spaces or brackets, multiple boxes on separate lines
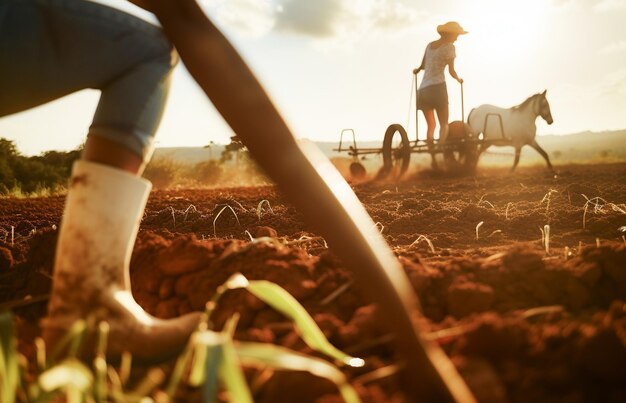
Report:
419,42,456,90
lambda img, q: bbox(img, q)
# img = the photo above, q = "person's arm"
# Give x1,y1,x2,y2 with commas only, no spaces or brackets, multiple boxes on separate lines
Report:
148,2,474,401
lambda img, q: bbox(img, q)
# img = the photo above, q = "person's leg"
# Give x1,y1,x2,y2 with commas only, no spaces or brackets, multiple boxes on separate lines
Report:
422,109,437,142
0,0,172,173
0,0,201,359
421,109,439,168
82,136,143,173
435,105,449,142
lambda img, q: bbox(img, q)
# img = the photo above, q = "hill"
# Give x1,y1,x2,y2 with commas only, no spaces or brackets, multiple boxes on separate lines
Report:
154,129,626,169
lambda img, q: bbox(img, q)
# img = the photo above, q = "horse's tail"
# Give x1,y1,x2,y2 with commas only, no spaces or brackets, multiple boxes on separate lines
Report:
467,108,475,125
466,108,478,137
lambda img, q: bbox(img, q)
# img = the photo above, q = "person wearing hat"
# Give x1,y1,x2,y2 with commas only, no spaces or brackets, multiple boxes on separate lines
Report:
413,21,467,168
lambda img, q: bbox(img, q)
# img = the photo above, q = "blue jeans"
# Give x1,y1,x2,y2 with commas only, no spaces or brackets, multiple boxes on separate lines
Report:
0,0,176,159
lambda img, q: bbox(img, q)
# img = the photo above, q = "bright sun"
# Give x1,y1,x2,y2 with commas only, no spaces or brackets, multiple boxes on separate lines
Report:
459,0,548,67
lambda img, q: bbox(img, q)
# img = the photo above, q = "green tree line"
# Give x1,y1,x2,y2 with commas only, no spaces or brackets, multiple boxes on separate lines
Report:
0,138,80,195
0,137,269,195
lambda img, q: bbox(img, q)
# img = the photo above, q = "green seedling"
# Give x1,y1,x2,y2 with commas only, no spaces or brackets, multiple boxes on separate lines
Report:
213,205,241,236
581,195,626,229
93,322,109,403
410,235,436,254
321,280,354,306
256,200,274,221
540,189,558,214
505,202,513,220
207,273,364,368
2,274,362,403
522,305,563,319
38,359,93,403
169,206,176,228
235,342,360,403
183,204,198,222
353,364,399,387
475,221,484,240
543,225,550,255
477,199,494,209
0,311,20,403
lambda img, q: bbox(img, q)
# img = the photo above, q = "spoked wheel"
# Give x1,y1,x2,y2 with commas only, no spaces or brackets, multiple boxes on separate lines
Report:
443,121,479,173
380,124,411,179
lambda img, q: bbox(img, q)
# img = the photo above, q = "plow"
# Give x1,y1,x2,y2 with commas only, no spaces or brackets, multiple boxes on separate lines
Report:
335,71,517,178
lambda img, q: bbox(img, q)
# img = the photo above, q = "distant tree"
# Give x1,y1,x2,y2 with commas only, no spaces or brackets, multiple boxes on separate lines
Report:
193,160,223,185
143,156,182,189
220,136,245,163
0,138,81,195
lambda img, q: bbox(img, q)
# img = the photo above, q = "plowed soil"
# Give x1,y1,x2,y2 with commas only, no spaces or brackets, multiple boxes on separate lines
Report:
1,163,625,403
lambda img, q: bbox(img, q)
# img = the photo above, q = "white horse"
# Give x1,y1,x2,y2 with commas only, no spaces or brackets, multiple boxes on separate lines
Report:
467,90,554,172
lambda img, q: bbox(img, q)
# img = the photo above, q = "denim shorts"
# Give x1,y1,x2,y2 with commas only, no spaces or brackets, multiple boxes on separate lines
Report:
0,0,176,159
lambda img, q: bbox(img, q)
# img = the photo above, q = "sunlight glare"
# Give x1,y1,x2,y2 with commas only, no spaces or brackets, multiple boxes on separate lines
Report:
459,0,548,67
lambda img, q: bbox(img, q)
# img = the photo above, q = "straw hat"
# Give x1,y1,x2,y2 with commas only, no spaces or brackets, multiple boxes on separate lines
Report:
437,21,468,35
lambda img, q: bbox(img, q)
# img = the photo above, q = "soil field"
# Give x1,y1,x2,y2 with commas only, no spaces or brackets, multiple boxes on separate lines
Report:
1,162,626,402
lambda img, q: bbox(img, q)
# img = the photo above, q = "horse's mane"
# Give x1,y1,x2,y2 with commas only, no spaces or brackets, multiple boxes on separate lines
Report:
512,93,540,110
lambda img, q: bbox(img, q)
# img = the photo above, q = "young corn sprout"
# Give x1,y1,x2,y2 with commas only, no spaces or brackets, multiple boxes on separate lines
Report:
256,200,274,221
477,199,495,209
213,204,241,236
183,204,198,222
505,202,513,220
321,280,354,306
540,189,558,215
168,206,176,228
12,272,365,403
409,235,436,254
522,305,563,320
194,273,363,403
582,195,626,229
544,225,550,255
475,221,484,240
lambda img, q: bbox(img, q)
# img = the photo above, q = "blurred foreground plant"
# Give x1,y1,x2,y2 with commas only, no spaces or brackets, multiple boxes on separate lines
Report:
0,273,362,403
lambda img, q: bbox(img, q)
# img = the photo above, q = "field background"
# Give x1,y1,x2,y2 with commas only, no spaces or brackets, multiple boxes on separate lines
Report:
155,129,626,168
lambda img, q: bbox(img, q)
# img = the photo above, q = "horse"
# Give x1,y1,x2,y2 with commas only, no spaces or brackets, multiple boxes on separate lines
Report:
467,90,554,172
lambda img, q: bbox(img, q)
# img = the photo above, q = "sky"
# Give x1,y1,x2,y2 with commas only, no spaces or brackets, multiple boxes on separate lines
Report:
1,0,625,155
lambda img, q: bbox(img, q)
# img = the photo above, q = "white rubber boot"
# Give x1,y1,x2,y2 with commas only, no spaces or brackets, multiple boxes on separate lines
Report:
42,160,201,361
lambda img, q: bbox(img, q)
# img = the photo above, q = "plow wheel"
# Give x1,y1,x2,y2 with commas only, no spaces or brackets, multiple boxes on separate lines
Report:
380,124,411,178
349,161,366,179
443,121,479,173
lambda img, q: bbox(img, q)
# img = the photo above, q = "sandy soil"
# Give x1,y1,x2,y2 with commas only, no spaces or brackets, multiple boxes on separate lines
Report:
1,162,625,402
